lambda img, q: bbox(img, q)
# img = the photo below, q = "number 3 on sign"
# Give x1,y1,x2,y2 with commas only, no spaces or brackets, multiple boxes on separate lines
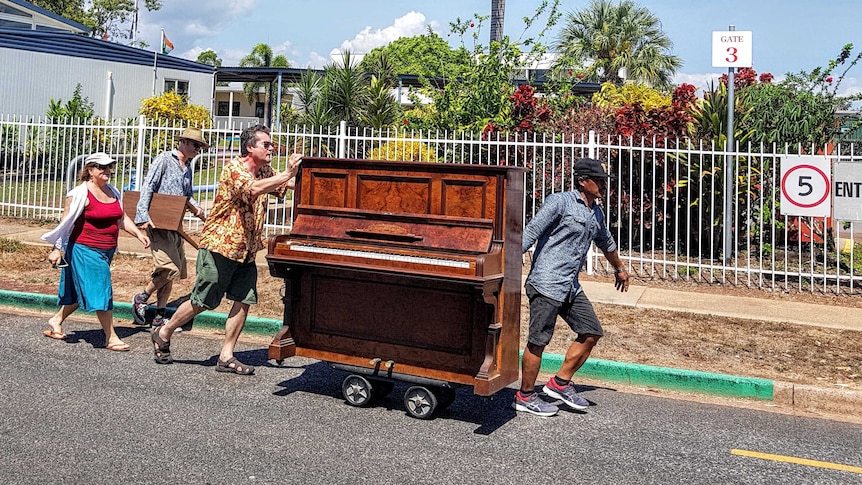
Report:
780,156,831,217
725,47,738,64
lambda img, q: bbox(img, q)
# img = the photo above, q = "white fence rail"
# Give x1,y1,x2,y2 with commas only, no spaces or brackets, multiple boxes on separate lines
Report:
2,115,860,295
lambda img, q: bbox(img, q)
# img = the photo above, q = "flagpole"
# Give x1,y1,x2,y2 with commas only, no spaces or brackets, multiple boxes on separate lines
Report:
153,29,162,95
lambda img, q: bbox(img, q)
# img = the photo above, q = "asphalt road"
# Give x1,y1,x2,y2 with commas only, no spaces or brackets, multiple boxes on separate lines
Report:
2,312,861,485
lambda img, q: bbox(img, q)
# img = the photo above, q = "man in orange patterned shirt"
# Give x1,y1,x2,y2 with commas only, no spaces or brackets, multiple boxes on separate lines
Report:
150,124,302,374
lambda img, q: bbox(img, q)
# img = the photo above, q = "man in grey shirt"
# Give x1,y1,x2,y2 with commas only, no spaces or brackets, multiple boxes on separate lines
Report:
514,158,630,417
132,127,207,328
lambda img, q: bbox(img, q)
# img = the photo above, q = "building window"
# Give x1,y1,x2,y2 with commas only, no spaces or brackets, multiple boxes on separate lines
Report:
164,79,189,97
255,102,265,119
217,101,241,117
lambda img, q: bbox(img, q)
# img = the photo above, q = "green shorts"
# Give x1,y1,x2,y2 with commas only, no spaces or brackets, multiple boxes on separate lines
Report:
189,248,258,310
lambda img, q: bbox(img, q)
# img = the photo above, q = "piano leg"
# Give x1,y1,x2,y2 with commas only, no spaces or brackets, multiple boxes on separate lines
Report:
474,285,502,395
268,278,297,363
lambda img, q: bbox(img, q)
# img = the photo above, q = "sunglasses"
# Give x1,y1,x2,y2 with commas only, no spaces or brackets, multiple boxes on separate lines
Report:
91,163,116,170
187,140,205,150
259,141,274,149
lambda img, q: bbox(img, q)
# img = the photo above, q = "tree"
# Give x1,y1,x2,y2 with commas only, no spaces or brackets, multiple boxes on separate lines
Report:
197,49,227,87
32,0,162,42
554,0,681,90
196,49,222,68
239,43,289,125
358,30,472,81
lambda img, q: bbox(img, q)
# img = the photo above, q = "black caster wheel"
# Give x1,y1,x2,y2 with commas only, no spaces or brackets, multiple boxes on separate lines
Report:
342,374,373,407
369,378,395,399
433,387,456,410
404,385,438,419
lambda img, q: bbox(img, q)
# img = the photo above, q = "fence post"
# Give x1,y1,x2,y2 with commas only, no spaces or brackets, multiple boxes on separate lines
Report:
337,120,347,159
588,130,596,159
134,115,146,190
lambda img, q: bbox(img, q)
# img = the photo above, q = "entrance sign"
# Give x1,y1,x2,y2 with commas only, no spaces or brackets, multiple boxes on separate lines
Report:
833,162,862,221
712,30,752,68
780,156,831,217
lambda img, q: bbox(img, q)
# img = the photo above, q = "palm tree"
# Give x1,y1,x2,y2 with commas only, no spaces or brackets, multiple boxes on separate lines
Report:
554,0,681,90
322,51,370,126
239,43,289,122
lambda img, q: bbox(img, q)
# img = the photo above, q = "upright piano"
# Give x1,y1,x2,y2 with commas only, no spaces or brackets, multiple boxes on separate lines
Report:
266,157,525,413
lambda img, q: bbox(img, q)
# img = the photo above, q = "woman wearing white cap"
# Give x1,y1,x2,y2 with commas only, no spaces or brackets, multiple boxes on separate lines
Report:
41,152,151,351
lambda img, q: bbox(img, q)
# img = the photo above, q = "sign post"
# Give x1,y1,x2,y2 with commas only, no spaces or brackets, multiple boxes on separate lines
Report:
712,26,752,264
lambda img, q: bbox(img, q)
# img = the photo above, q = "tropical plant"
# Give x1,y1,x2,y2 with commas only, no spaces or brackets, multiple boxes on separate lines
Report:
553,0,681,90
239,43,289,107
358,30,472,81
362,76,401,130
47,83,95,120
322,51,370,127
139,91,211,154
366,135,437,162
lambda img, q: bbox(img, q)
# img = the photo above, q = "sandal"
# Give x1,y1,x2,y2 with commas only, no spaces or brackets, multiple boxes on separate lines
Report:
106,341,130,352
215,357,254,375
151,327,172,364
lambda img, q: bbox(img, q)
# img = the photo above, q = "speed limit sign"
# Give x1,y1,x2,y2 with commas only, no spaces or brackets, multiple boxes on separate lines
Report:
780,155,831,217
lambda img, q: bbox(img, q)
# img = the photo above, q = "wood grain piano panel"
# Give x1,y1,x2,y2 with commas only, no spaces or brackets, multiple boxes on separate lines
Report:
441,178,490,219
307,171,349,208
356,174,432,214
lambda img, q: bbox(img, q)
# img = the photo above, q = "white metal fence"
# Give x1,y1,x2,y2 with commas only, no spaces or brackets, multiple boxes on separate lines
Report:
2,115,860,295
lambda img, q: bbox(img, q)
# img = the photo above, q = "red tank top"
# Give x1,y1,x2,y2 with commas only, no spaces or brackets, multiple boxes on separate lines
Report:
71,189,123,249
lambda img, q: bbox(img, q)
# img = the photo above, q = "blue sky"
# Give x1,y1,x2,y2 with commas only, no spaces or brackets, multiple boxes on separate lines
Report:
137,0,861,96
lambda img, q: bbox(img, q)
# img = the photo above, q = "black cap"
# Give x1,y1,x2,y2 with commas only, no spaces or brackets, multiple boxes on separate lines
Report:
574,158,611,178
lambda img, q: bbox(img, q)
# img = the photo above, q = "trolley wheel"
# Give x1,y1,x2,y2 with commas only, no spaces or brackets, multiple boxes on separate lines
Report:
433,387,456,410
404,386,438,419
342,374,373,407
369,379,395,399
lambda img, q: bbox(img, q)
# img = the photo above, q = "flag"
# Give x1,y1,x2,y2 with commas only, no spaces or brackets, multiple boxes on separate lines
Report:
160,30,173,55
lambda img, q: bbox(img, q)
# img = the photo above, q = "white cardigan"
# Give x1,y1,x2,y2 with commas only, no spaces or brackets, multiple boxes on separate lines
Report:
40,182,124,251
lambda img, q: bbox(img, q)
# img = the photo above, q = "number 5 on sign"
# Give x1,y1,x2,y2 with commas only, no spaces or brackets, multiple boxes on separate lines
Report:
780,155,831,217
712,31,752,68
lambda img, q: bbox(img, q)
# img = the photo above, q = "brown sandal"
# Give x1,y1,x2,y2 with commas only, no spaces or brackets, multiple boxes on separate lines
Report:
151,327,172,364
216,357,254,375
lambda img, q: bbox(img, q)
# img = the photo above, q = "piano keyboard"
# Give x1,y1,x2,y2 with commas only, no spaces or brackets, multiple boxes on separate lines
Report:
289,244,472,269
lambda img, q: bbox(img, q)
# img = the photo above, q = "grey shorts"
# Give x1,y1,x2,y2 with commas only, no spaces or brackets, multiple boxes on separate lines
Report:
189,248,258,309
526,283,604,347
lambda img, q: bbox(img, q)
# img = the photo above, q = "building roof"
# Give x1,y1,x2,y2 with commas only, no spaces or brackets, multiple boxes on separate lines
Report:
0,28,214,73
2,0,89,33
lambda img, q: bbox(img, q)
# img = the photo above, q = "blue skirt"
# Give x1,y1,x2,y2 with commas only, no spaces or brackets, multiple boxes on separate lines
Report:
58,243,115,312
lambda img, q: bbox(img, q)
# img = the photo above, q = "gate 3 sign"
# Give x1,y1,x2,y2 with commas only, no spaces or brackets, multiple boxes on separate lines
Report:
834,162,862,221
780,156,831,217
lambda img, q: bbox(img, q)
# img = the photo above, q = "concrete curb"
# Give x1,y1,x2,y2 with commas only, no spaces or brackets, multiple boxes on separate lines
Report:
0,288,776,401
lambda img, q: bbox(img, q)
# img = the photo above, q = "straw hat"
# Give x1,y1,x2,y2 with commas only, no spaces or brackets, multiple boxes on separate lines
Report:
84,152,116,166
176,127,210,149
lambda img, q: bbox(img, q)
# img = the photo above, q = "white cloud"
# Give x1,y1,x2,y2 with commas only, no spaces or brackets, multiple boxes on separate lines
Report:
330,11,430,56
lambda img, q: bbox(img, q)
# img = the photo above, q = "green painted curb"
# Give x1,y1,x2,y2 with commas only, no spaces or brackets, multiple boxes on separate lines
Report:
1,289,773,401
0,290,282,335
532,351,774,400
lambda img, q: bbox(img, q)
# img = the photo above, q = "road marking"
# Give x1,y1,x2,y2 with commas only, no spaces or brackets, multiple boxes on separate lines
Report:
731,449,862,474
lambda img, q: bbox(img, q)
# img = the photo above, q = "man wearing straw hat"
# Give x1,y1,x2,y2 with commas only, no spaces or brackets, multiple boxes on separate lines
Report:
132,126,208,329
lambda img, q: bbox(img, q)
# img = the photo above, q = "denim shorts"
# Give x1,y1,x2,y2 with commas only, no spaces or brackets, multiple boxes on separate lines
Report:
189,248,258,309
526,283,603,347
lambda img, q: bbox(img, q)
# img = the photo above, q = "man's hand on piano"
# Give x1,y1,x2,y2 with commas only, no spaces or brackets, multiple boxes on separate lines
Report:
286,153,303,179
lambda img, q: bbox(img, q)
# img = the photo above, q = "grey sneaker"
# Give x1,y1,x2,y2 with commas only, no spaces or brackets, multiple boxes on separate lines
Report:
152,315,181,333
543,380,589,410
512,391,558,417
132,293,148,326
